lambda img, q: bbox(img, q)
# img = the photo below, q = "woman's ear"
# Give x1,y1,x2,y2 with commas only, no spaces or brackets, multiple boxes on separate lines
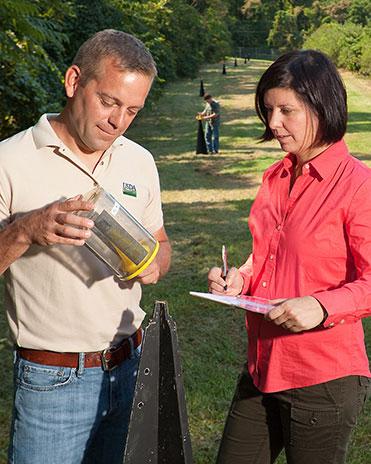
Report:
64,65,82,98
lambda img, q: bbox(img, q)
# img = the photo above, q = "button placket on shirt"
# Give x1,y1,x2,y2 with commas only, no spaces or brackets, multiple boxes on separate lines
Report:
283,166,313,223
92,149,112,178
263,231,281,290
260,166,313,291
259,222,282,290
260,169,289,290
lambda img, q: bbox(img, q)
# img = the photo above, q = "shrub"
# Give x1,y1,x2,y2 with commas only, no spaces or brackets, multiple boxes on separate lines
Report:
359,27,371,75
337,22,364,71
303,20,369,74
303,22,344,64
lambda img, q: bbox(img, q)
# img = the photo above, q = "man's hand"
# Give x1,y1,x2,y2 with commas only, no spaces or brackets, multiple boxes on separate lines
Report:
266,296,326,332
0,195,95,275
208,266,244,296
20,196,94,247
136,259,161,285
136,226,171,285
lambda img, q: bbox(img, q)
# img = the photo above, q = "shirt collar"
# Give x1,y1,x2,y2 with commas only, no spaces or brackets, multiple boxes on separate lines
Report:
277,139,348,180
32,114,62,149
282,153,296,170
307,140,349,179
32,113,126,152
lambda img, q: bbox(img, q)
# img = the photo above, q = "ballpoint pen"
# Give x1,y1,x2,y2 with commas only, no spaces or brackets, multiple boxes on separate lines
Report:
222,245,228,290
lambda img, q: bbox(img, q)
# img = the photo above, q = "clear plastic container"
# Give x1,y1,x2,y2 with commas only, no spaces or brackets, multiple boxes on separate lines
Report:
79,186,159,280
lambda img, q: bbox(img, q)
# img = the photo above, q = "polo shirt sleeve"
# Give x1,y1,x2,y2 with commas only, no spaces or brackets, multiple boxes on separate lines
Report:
0,160,12,229
313,177,371,326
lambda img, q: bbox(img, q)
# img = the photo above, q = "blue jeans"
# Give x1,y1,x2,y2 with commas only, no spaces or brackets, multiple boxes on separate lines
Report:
9,344,141,464
205,123,220,153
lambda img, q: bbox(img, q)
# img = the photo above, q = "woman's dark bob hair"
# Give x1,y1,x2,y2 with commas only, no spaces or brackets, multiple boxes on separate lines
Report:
255,50,347,146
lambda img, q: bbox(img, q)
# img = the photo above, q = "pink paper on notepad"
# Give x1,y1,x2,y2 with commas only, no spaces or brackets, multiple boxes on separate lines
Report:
189,292,273,314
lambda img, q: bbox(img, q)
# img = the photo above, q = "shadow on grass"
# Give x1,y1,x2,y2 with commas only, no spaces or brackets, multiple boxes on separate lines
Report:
222,121,264,141
347,112,371,134
136,124,265,157
355,153,371,162
157,154,265,191
130,118,273,159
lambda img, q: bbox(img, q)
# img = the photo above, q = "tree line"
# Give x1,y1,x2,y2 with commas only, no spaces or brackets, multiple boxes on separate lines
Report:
239,0,370,74
0,0,235,139
1,0,370,140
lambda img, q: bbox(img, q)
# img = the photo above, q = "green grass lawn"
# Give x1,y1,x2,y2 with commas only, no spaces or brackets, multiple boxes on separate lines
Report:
0,59,370,463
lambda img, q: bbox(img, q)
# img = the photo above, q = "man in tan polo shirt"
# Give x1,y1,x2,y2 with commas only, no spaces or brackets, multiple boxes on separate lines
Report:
0,29,171,464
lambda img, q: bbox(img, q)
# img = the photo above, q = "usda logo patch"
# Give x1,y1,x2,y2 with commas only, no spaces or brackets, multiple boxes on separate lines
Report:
122,182,137,197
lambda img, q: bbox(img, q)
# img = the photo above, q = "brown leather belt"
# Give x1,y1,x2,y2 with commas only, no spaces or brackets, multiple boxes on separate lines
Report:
18,328,142,371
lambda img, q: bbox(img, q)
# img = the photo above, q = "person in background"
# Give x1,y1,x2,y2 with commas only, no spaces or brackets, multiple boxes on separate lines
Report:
208,50,370,464
0,29,171,464
198,93,221,154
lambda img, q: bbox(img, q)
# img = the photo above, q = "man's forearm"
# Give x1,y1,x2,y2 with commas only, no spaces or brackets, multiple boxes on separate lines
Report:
0,218,31,274
157,239,171,279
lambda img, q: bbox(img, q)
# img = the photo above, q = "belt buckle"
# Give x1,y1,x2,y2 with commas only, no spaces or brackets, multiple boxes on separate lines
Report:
101,348,115,371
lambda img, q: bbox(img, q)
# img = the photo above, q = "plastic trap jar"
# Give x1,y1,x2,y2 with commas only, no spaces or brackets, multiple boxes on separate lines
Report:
80,186,159,280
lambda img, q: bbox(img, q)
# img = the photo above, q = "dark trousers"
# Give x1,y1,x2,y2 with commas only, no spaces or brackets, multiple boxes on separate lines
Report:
217,366,370,464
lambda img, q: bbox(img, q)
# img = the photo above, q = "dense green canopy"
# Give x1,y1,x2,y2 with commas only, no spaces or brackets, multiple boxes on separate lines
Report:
1,0,370,139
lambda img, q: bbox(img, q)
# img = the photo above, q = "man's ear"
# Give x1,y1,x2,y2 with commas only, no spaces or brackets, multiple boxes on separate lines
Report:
64,65,82,98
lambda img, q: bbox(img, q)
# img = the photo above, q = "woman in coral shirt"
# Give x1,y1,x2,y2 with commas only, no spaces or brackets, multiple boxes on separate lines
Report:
208,50,370,464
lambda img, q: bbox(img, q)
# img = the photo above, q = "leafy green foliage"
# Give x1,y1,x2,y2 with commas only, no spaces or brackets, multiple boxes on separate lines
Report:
0,0,237,138
238,0,282,48
268,9,301,51
201,1,233,62
359,27,371,75
239,0,371,74
347,0,371,26
337,23,365,72
304,21,371,75
303,23,345,61
0,0,71,139
159,0,205,78
1,0,371,139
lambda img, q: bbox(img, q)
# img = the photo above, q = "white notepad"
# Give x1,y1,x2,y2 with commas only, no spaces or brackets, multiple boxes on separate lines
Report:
189,292,273,314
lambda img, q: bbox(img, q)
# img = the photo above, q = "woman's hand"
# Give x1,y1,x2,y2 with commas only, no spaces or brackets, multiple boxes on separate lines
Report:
208,266,244,296
265,296,326,332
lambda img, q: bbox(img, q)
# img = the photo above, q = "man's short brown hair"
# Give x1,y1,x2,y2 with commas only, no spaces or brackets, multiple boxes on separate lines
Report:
73,29,157,85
